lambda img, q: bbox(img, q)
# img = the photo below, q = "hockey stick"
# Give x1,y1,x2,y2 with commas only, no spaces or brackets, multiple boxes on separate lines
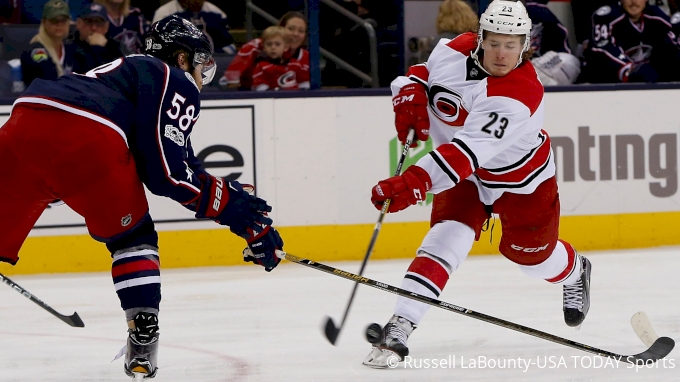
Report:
323,129,416,345
0,272,85,328
278,251,674,363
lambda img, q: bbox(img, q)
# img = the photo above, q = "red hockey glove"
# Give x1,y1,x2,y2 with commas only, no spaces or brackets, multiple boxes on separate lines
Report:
371,165,432,213
393,84,430,147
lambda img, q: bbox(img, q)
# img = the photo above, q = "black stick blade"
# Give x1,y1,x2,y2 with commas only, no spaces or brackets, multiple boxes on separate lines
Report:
60,312,85,328
323,316,340,345
628,337,675,363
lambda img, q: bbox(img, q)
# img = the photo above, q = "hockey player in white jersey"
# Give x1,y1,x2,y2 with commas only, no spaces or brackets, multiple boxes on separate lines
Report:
365,0,591,368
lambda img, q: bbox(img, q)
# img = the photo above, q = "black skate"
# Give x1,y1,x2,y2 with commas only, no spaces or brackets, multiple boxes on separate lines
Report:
563,256,591,328
124,312,159,380
363,315,416,368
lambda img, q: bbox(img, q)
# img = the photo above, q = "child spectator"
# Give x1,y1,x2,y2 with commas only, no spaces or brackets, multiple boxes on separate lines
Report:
222,11,309,90
152,0,236,54
21,0,77,86
93,0,148,55
581,0,680,83
72,3,123,72
252,26,308,91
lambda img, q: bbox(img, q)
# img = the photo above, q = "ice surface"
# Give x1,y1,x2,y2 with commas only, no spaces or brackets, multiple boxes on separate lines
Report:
0,247,678,381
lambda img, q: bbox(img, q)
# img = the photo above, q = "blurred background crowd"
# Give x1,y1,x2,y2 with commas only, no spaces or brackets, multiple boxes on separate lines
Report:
0,0,678,96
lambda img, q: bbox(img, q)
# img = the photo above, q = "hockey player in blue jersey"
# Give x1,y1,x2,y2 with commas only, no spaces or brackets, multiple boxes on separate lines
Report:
581,0,680,83
0,15,283,380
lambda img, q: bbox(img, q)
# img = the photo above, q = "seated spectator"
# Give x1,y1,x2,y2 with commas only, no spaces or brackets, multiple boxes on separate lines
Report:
222,11,309,90
433,0,479,48
21,0,77,86
252,26,308,91
526,0,571,56
72,3,123,72
581,0,680,83
93,0,148,55
152,0,236,54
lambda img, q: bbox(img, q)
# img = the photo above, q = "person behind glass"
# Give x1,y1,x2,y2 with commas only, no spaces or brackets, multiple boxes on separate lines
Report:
251,26,307,91
93,0,148,55
72,3,123,73
152,0,236,54
21,0,77,87
581,0,680,83
430,0,479,53
221,11,309,90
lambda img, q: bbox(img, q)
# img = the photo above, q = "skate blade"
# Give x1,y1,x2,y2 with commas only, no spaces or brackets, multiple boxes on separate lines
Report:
132,372,146,381
362,347,401,369
362,347,388,368
573,323,582,331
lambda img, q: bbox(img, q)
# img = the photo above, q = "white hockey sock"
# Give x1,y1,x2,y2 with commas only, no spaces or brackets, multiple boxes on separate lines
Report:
518,240,582,285
394,220,474,325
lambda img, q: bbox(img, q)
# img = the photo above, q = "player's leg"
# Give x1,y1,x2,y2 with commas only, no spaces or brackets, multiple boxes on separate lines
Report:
364,180,489,368
0,106,53,265
494,177,591,328
41,110,161,378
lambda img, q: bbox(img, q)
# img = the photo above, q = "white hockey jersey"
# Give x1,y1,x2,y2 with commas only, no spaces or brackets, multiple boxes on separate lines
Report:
391,32,556,205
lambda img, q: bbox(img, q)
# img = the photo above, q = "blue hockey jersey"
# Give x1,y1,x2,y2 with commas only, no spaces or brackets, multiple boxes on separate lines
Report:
17,55,207,206
583,3,680,82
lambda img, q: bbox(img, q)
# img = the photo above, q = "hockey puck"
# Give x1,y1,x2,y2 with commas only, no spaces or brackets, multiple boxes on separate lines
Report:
365,323,382,344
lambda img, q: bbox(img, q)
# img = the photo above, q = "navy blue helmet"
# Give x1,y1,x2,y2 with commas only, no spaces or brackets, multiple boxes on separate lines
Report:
145,15,216,85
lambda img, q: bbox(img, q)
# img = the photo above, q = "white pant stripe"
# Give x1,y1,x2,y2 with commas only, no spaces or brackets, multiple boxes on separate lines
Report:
114,276,161,291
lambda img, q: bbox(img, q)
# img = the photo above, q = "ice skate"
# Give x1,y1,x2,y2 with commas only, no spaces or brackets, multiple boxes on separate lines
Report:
563,256,591,328
124,312,159,380
362,315,416,368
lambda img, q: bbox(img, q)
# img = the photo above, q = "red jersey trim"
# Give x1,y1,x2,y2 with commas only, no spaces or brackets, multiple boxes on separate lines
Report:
486,62,543,115
445,32,478,55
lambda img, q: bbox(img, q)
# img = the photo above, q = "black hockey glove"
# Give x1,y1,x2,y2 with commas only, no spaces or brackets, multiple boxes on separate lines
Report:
194,174,272,235
242,224,284,272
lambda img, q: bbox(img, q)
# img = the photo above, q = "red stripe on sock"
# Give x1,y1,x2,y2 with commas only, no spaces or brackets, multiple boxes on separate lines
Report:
407,256,449,290
112,259,160,278
546,240,576,283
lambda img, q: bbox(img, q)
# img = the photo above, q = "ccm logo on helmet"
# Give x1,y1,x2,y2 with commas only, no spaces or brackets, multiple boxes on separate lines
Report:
212,177,224,211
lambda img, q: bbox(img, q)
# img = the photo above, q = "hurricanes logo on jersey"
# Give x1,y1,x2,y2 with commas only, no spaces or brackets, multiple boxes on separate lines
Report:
428,84,468,126
278,71,297,88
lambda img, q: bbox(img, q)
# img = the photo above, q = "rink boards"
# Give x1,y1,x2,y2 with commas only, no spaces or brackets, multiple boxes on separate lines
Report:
1,88,679,274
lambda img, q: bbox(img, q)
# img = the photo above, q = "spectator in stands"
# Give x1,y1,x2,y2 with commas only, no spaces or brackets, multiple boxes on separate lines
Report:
93,0,148,55
672,11,680,43
72,3,122,72
222,11,309,91
21,0,77,86
580,0,680,83
433,0,479,47
152,0,236,54
252,26,309,91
